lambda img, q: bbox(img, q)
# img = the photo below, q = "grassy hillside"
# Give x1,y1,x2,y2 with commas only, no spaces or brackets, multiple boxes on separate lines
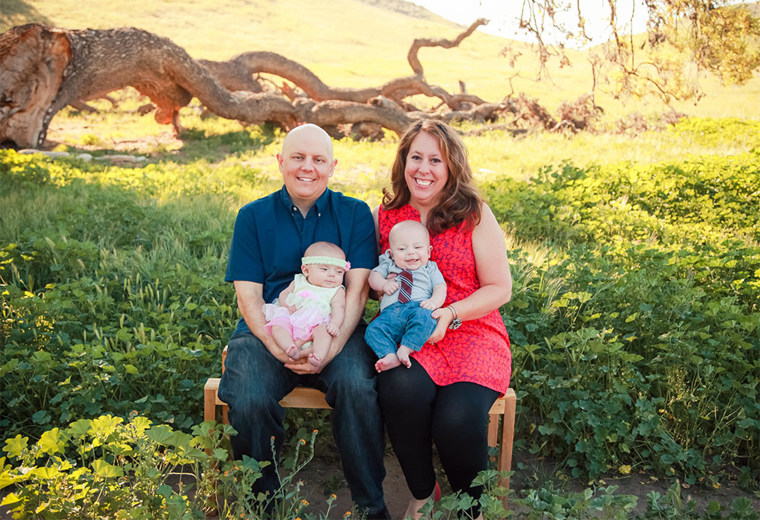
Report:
2,0,758,119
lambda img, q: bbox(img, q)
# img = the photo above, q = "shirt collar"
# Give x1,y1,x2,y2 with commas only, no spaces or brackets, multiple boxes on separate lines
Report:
279,185,330,217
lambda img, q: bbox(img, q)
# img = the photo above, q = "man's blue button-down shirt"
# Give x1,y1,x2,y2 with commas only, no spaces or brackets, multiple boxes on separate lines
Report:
225,186,377,336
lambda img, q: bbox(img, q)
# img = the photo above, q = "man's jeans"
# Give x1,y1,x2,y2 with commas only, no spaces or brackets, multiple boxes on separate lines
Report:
218,321,387,514
365,301,437,357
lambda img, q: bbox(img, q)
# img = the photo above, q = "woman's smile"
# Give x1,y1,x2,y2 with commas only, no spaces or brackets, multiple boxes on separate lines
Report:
404,131,449,207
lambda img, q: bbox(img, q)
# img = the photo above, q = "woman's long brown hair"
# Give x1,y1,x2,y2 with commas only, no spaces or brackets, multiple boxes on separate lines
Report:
383,120,481,235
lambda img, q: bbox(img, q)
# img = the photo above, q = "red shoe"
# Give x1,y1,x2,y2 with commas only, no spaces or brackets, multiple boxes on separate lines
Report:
406,482,442,519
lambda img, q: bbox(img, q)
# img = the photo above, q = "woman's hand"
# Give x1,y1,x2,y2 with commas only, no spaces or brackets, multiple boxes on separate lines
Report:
427,306,453,343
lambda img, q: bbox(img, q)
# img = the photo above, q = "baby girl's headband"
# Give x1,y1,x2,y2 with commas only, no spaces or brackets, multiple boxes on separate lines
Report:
302,256,350,270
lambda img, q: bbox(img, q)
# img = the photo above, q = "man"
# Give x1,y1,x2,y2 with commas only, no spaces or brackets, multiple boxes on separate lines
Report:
218,124,389,519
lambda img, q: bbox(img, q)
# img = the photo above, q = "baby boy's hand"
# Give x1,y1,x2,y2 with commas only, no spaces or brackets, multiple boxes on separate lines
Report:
382,280,399,295
419,298,437,310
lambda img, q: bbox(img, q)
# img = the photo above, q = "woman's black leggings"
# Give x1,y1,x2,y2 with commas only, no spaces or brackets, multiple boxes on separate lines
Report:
377,359,500,507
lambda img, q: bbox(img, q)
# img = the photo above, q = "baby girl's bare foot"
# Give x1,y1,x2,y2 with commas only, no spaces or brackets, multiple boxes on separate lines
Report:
375,353,402,373
308,353,322,371
286,344,301,360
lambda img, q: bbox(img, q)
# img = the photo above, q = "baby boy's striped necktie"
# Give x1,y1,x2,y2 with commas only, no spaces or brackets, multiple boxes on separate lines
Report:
398,270,413,303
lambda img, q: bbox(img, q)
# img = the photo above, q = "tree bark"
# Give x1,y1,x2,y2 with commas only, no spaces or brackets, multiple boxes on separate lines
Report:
0,20,511,149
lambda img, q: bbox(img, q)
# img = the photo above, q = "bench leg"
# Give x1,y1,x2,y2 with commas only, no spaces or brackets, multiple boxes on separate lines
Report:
487,412,499,449
204,383,217,423
499,391,516,508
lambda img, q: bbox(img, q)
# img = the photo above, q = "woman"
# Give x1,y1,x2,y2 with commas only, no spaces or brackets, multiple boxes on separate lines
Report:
375,120,512,520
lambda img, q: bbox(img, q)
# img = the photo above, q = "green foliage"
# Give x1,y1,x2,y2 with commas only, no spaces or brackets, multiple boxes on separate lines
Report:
694,3,760,86
484,117,760,489
670,117,760,149
2,114,760,515
0,415,344,519
0,150,238,436
512,481,760,520
515,484,637,519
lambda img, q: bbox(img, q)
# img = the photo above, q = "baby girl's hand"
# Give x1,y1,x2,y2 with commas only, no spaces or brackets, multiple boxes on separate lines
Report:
327,322,340,336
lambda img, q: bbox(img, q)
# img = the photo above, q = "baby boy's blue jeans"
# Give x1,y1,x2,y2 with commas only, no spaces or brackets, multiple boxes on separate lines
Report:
365,301,438,357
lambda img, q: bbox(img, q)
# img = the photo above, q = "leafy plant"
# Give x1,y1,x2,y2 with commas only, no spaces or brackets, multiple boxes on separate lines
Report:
0,415,342,519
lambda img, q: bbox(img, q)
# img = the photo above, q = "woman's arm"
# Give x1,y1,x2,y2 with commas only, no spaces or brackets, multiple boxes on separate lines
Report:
429,202,512,339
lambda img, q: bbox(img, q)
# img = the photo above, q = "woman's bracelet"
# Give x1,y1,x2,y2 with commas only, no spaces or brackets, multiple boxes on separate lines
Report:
447,304,462,330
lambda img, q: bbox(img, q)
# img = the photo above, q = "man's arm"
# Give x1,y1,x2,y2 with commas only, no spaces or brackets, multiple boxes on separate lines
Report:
277,281,297,313
234,280,310,366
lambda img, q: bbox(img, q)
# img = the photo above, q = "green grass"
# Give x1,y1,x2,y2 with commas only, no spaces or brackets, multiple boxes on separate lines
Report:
44,97,760,193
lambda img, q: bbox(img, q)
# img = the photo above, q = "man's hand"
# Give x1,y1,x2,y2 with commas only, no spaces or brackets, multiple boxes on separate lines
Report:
284,344,321,374
234,280,319,370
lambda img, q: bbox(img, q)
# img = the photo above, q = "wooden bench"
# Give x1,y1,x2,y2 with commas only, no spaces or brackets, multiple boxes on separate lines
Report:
204,347,516,493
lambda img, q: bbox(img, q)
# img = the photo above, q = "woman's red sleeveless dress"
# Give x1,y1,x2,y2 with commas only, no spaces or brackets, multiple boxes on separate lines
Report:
378,204,511,394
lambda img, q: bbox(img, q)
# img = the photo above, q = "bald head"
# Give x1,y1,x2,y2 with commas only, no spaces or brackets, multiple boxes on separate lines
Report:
276,123,338,214
281,123,334,161
389,220,429,244
304,241,346,260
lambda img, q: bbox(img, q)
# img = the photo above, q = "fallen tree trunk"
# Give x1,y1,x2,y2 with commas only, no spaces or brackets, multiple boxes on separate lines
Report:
0,19,554,149
1,24,298,147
